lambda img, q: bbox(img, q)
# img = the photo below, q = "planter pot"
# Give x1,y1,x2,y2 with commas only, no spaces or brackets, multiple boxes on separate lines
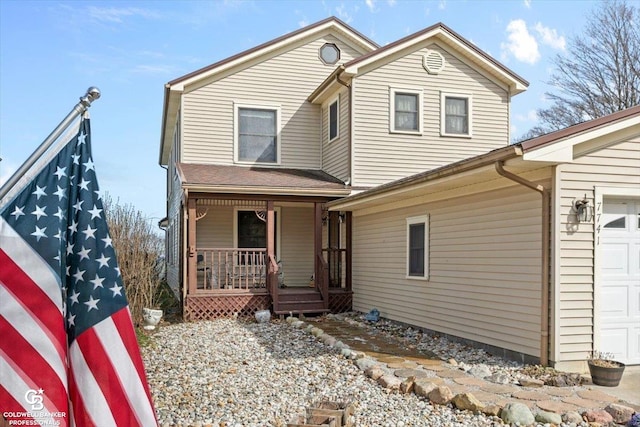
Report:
588,360,625,387
142,308,163,330
255,309,271,324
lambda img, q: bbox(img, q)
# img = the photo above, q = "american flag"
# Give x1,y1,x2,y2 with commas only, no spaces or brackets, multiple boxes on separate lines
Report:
0,116,157,426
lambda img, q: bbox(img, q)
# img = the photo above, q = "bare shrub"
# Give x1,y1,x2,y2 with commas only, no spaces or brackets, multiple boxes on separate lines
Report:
102,193,164,325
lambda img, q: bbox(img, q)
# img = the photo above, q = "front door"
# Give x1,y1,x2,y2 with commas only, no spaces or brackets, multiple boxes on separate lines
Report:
599,198,640,365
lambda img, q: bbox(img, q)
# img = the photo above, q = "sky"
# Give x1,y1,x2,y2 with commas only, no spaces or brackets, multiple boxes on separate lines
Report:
0,0,601,222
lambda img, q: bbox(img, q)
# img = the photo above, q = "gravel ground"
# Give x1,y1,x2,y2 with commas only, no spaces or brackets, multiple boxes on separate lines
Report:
142,317,508,427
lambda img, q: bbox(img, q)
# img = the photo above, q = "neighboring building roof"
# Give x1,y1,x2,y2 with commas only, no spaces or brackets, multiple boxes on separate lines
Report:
159,17,378,166
309,22,529,104
177,163,350,197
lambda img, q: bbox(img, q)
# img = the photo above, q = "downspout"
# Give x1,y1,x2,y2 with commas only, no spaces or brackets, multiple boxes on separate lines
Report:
335,69,352,186
495,161,550,366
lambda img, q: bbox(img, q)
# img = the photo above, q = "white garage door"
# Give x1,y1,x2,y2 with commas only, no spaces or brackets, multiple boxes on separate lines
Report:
599,198,640,365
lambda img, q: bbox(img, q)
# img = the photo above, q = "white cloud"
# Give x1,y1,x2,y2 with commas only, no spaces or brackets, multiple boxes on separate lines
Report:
501,19,540,64
534,22,566,50
366,0,376,12
516,110,538,122
438,0,446,10
387,0,397,6
335,4,353,23
87,6,159,23
298,19,309,27
524,0,531,8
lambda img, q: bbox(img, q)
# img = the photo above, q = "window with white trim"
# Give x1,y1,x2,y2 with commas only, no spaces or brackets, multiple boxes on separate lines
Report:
406,215,429,279
441,93,472,137
328,96,339,141
235,104,280,164
390,88,423,134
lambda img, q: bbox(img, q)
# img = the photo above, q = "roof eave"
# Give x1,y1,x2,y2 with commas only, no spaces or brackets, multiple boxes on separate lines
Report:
182,183,352,198
327,145,523,211
159,85,182,166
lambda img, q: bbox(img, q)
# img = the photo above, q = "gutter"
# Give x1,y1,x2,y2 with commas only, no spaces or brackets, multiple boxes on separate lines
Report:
495,161,550,366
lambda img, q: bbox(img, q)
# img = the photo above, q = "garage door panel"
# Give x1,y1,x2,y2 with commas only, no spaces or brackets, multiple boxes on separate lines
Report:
599,198,640,365
602,244,629,275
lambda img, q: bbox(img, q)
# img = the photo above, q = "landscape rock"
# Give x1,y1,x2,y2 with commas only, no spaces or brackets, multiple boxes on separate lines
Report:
482,405,501,417
428,386,454,405
562,411,584,425
355,358,377,371
451,393,484,412
448,358,458,366
365,366,385,380
377,374,402,391
582,409,614,424
604,403,634,424
535,409,562,424
485,372,512,384
500,402,535,426
413,379,438,397
468,364,491,378
400,376,415,394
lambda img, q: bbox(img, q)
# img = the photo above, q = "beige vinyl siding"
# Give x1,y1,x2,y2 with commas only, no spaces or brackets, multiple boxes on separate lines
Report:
194,203,314,286
321,88,350,181
280,206,315,286
181,34,364,168
352,43,509,187
352,186,543,357
555,138,640,364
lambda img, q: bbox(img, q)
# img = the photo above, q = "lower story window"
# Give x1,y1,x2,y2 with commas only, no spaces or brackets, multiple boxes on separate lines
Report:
407,215,429,279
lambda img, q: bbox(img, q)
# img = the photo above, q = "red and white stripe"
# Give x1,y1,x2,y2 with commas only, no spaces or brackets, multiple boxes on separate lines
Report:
68,308,157,426
0,217,69,426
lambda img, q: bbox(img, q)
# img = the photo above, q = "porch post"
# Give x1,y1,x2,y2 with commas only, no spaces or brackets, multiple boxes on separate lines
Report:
266,201,277,310
314,202,323,282
187,198,197,295
345,211,352,291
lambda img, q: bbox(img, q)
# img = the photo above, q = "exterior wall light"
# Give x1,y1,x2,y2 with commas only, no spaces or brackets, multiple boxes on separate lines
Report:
574,196,593,222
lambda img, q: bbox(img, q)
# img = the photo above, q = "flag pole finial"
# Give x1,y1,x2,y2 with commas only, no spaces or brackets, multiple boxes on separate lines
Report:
80,87,101,107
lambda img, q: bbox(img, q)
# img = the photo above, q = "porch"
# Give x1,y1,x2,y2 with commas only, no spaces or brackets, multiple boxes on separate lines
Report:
182,194,352,320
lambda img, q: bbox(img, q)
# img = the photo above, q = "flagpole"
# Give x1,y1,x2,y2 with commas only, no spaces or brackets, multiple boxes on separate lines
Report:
0,87,101,201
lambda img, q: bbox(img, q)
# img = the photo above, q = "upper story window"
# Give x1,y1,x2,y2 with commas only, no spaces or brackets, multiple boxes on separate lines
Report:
328,96,339,141
441,93,472,137
390,87,423,134
406,215,429,279
235,104,280,164
319,43,340,65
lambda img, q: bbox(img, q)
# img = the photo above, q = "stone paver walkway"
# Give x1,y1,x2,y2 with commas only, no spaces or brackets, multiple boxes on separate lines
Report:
305,316,640,421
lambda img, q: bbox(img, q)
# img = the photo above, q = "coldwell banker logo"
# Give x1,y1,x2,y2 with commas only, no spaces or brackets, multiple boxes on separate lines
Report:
24,389,44,411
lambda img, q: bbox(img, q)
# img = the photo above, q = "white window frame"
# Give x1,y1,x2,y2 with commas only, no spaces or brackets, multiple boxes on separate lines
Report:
234,102,281,165
406,214,429,280
328,95,340,142
233,207,282,257
440,92,472,138
390,87,423,135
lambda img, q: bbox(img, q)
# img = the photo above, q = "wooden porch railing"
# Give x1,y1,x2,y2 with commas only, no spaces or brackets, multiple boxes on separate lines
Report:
316,253,329,309
196,248,266,291
268,254,279,310
322,248,347,289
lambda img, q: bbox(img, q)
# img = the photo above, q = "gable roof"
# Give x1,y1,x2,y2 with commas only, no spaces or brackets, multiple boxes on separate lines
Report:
159,17,378,165
329,106,640,211
309,22,528,103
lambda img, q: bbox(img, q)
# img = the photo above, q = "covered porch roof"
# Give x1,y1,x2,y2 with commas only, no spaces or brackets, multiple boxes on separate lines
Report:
177,163,351,198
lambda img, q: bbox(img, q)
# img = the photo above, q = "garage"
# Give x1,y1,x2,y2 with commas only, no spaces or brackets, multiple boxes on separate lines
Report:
599,198,640,365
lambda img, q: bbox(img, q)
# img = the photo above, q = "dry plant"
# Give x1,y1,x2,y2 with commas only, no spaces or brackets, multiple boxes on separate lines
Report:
587,350,621,368
102,193,164,325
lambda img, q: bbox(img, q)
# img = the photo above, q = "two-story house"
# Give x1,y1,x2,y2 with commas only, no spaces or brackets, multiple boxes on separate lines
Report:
160,17,640,370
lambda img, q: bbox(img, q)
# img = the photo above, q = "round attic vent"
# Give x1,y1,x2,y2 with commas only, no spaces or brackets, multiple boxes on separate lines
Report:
423,50,445,74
